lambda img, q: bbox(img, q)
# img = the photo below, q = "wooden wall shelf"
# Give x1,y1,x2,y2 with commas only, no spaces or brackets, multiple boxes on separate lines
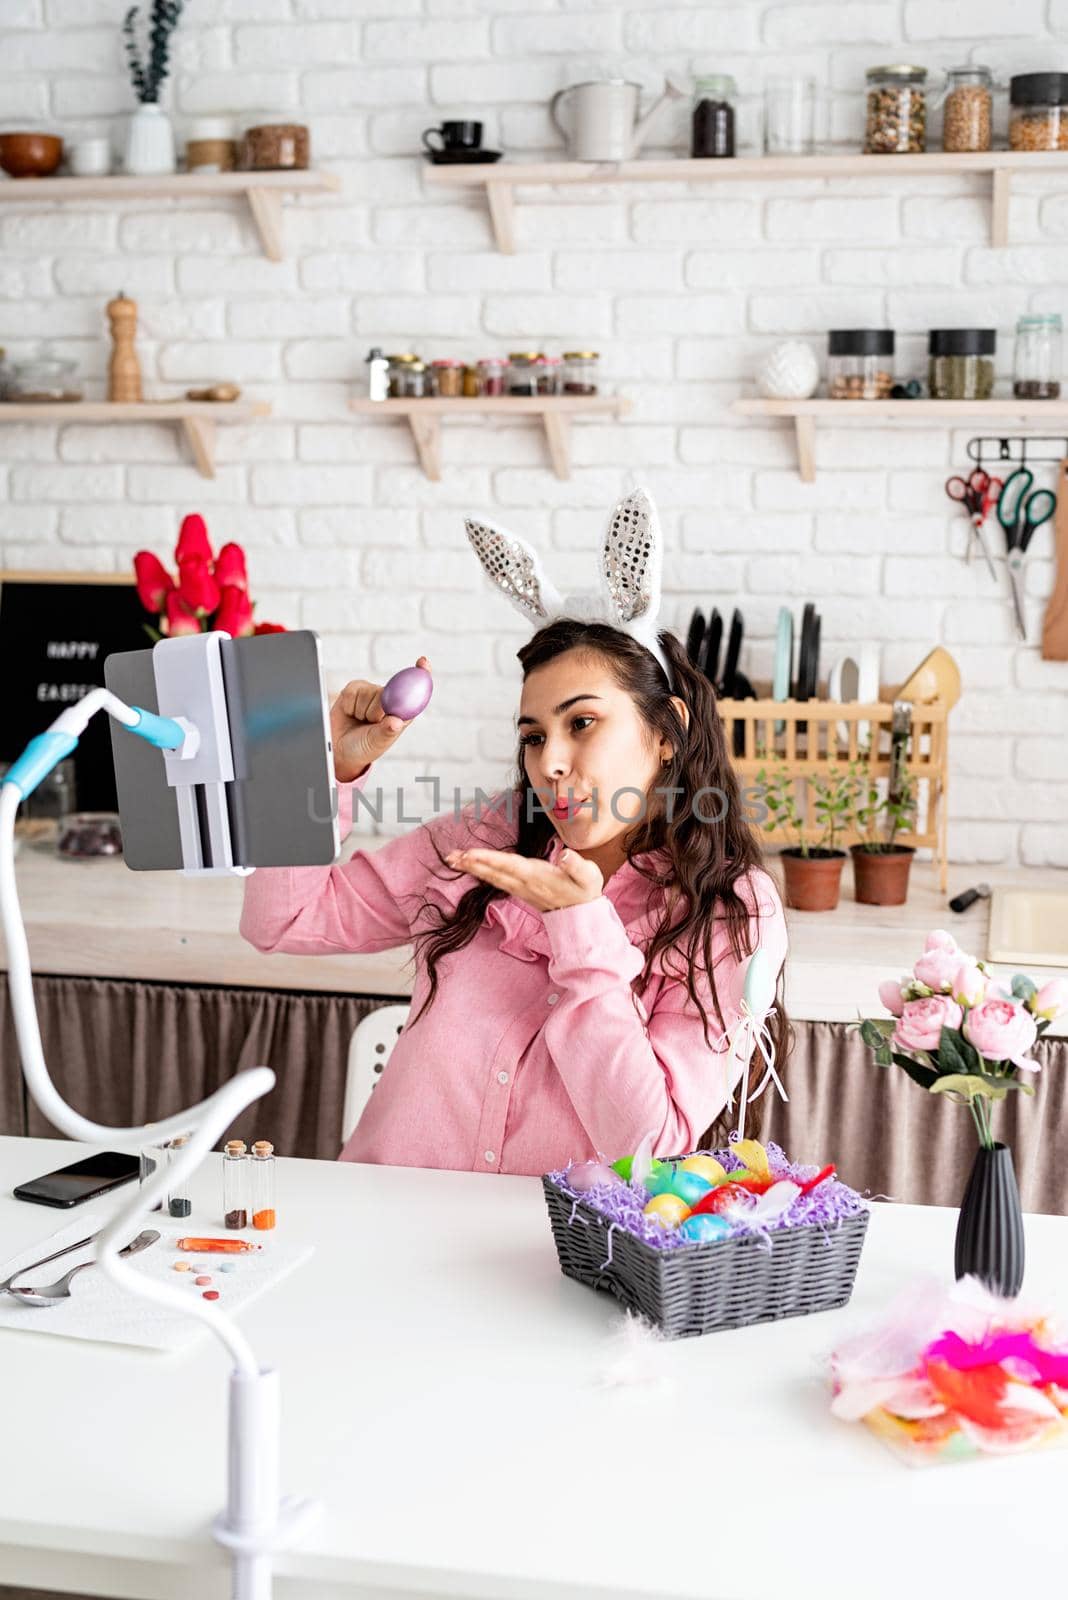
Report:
0,400,271,478
734,397,1068,481
0,170,340,260
348,394,631,480
424,150,1068,253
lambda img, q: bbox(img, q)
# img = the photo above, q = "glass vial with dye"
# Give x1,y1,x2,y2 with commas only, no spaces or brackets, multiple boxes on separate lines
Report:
250,1140,276,1231
166,1133,193,1219
223,1139,249,1229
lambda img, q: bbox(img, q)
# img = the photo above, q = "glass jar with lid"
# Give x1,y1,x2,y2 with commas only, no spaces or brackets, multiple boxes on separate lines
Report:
430,357,463,398
386,353,419,398
864,65,927,153
1010,72,1068,150
563,351,599,395
1014,314,1062,399
692,75,736,158
535,355,561,396
507,352,540,396
928,329,996,399
827,330,895,399
941,65,993,152
7,351,82,402
478,357,505,397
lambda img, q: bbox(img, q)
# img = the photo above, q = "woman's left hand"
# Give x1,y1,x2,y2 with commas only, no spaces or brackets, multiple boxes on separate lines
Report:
444,846,603,913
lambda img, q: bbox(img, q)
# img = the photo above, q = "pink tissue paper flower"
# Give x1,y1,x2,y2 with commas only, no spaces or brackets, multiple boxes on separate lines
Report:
894,994,964,1055
964,999,1039,1070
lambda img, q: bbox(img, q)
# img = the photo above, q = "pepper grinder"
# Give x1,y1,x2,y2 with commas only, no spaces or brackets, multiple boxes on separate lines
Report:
106,290,142,402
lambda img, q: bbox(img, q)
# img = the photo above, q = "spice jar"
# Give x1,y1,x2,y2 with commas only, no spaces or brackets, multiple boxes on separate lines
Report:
407,360,427,398
941,66,993,152
692,74,736,158
928,329,996,400
386,354,419,398
238,122,309,170
827,330,895,399
535,355,561,396
462,363,480,397
478,357,505,396
507,352,540,396
1010,73,1068,151
864,65,927,154
1014,313,1062,399
563,351,599,395
431,357,463,397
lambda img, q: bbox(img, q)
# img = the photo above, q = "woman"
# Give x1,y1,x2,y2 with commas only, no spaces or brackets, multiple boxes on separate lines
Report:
239,490,789,1175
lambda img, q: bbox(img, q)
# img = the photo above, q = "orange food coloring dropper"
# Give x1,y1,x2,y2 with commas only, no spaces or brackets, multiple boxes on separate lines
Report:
176,1237,264,1253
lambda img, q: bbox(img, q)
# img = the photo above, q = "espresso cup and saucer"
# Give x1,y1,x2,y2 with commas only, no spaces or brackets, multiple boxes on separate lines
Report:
420,120,502,165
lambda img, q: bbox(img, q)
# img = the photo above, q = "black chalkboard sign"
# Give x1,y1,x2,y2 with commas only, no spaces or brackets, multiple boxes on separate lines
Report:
0,573,152,812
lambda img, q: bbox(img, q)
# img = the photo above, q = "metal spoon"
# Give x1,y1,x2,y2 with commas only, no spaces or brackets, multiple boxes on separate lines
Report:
0,1230,101,1296
7,1229,161,1306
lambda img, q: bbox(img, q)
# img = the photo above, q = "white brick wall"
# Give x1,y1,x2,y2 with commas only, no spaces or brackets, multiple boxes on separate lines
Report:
2,0,1068,858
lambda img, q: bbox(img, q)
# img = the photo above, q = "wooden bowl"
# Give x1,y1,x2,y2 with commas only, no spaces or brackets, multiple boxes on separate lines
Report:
0,132,64,178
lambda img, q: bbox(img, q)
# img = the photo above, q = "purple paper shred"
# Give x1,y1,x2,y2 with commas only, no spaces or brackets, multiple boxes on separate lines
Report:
547,1141,867,1251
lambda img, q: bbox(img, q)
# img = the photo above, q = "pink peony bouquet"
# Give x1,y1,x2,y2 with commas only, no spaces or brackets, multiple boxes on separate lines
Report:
857,929,1067,1149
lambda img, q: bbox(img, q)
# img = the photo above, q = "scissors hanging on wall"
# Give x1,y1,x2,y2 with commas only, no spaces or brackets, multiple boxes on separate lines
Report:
996,467,1056,639
944,468,1001,579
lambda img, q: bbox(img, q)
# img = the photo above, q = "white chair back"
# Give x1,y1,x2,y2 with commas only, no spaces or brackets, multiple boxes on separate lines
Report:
342,1003,411,1145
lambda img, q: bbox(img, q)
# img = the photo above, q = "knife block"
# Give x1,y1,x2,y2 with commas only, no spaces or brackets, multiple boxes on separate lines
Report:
717,690,952,891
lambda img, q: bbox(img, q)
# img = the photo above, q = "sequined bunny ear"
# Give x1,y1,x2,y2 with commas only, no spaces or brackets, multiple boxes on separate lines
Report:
600,486,663,626
464,516,565,626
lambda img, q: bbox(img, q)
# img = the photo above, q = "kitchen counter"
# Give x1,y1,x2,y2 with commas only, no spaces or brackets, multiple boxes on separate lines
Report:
2,834,1065,1032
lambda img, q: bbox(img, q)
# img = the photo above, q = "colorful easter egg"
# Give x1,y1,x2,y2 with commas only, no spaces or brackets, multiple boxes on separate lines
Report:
380,666,433,721
690,1181,751,1217
679,1214,731,1244
732,1139,770,1178
567,1160,623,1193
679,1155,727,1185
643,1162,678,1197
667,1170,714,1207
643,1194,691,1229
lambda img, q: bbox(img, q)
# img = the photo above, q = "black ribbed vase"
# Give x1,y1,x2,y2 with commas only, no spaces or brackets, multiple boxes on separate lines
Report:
954,1143,1025,1298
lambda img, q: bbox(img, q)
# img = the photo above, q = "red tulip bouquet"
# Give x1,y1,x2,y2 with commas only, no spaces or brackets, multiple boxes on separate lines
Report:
133,514,285,641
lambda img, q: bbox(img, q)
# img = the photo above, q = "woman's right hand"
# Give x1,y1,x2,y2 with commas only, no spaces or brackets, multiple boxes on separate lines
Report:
329,656,431,783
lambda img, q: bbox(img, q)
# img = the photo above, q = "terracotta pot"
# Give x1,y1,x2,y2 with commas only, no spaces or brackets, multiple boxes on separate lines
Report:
0,132,63,179
780,848,846,911
851,843,915,906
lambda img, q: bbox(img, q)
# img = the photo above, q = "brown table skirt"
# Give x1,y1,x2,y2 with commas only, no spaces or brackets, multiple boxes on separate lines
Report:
1,976,1064,1213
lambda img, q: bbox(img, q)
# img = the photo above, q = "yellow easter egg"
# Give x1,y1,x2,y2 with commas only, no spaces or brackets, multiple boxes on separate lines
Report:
732,1139,770,1178
643,1193,691,1228
680,1155,727,1184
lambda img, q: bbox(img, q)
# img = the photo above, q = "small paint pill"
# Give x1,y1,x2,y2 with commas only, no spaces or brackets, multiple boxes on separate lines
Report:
195,1275,212,1286
173,1261,192,1273
202,1290,220,1301
218,1261,237,1273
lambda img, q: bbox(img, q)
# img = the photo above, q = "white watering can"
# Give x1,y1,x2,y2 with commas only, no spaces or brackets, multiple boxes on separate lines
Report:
550,77,686,163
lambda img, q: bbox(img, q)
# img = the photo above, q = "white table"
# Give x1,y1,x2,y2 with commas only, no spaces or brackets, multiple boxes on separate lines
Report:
0,1136,1064,1600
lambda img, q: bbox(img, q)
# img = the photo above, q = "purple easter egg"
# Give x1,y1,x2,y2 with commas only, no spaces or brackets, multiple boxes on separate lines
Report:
381,666,433,722
566,1160,623,1193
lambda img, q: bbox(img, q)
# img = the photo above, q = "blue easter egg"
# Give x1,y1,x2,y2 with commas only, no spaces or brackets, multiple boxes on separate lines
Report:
679,1214,730,1244
668,1170,713,1206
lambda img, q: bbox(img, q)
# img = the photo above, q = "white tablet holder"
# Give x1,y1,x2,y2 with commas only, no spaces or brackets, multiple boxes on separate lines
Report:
0,631,316,1600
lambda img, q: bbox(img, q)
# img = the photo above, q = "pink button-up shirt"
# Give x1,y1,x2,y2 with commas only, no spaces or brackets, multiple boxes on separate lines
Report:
239,767,789,1176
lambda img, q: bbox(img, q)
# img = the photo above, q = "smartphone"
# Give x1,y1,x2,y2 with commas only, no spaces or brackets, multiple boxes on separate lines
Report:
13,1151,141,1208
104,630,339,871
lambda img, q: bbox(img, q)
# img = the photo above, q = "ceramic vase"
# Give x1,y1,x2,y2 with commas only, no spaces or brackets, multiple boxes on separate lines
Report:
954,1142,1025,1298
124,103,176,176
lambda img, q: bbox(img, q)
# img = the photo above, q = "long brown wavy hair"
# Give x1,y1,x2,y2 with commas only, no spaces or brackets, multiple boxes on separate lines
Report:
406,619,792,1150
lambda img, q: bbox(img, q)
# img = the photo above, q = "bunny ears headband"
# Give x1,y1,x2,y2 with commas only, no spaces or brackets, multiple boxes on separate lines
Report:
463,486,676,692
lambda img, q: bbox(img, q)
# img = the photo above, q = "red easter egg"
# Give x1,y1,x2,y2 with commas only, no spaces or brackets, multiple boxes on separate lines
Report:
691,1181,751,1216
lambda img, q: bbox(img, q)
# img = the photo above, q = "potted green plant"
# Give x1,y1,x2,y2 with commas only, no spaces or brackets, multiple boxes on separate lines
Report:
848,762,917,906
756,760,852,912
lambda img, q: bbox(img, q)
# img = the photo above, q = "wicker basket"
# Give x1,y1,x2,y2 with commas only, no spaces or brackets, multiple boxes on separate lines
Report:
542,1175,870,1340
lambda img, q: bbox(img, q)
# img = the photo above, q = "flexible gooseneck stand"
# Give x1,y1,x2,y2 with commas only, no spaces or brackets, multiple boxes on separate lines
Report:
0,634,316,1600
